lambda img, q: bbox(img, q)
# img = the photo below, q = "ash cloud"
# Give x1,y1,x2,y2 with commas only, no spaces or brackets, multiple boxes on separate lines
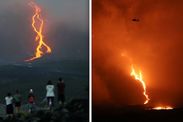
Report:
93,0,183,107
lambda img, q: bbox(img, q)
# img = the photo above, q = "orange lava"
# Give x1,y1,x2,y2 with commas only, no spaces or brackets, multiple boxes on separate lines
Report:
26,1,51,62
130,65,150,104
152,106,173,110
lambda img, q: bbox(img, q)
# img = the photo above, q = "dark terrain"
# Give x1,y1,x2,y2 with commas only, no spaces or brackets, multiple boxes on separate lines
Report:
0,98,89,122
0,59,89,121
93,105,183,122
0,59,89,102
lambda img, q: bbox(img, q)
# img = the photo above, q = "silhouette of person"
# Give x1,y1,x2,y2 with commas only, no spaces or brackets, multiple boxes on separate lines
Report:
13,90,22,113
57,77,65,105
28,89,35,113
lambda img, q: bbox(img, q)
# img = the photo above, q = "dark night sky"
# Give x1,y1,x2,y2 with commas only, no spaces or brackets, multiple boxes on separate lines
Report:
93,0,183,107
0,0,89,63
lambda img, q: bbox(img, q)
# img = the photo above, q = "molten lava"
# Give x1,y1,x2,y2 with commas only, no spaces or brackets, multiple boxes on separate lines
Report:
130,65,150,104
152,106,173,110
26,1,52,61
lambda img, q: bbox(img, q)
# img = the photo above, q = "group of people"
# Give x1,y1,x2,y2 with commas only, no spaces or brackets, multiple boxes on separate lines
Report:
4,77,65,117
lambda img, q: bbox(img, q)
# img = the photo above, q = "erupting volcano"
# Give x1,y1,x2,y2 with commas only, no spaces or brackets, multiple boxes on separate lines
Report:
92,0,183,121
130,65,150,104
26,1,52,62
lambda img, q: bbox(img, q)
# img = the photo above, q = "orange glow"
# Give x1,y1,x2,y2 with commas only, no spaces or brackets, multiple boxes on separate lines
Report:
26,1,51,62
152,106,173,110
130,65,150,104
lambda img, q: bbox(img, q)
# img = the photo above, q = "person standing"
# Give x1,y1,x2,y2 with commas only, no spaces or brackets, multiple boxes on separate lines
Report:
28,89,35,113
57,77,65,105
5,93,14,117
13,90,22,113
46,80,55,109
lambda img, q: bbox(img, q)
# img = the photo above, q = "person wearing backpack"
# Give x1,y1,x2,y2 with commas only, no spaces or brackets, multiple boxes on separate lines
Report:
13,90,22,113
28,89,35,113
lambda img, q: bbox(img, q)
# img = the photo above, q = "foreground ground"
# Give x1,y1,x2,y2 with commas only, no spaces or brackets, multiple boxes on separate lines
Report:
0,99,89,122
93,105,183,122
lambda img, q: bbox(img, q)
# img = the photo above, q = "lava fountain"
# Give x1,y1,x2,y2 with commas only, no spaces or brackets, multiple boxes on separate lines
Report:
26,1,52,62
130,65,150,104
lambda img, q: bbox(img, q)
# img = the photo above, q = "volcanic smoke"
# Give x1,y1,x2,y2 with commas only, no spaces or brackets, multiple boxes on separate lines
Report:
130,65,150,104
26,1,52,61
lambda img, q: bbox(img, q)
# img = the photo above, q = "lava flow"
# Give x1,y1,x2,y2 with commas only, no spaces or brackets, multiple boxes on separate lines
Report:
130,65,150,104
152,106,173,110
26,1,52,62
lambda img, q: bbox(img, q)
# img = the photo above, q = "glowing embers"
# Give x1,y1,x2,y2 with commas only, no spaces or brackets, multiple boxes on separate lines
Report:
130,65,150,104
26,1,52,62
152,106,173,110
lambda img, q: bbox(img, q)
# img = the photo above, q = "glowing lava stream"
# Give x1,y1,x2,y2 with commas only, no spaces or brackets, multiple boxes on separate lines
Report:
152,106,173,110
130,65,150,104
26,1,51,62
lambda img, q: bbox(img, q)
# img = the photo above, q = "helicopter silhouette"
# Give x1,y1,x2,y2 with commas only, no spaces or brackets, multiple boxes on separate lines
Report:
132,18,140,22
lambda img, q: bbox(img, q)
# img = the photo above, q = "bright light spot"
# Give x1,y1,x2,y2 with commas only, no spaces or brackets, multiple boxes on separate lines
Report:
152,106,173,110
